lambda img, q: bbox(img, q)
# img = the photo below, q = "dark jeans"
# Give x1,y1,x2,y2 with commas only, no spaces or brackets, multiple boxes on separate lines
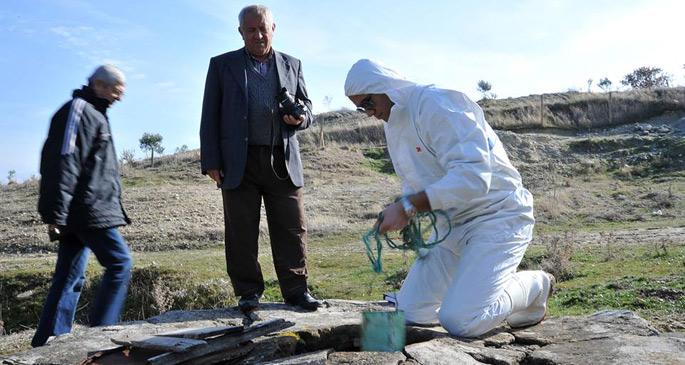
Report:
222,145,308,300
31,227,132,347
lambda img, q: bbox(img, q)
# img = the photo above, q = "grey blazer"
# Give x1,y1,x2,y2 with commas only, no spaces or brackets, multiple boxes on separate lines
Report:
200,48,313,189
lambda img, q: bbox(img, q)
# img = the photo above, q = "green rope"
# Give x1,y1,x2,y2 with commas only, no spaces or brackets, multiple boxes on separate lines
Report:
362,210,451,273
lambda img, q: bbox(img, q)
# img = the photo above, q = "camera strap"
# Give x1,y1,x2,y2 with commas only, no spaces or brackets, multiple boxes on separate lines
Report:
270,107,289,181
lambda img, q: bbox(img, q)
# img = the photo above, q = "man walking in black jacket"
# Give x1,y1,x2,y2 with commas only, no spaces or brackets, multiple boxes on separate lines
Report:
32,65,132,347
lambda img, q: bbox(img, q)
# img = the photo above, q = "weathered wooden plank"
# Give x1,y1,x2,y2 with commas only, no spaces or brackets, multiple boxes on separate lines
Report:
158,325,244,339
111,335,207,353
147,318,294,365
181,341,255,364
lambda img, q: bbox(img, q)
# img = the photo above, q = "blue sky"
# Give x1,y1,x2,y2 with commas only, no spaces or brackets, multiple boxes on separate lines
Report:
1,0,684,182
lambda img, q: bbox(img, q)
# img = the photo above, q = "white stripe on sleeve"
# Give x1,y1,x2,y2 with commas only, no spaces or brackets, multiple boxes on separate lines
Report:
60,98,87,155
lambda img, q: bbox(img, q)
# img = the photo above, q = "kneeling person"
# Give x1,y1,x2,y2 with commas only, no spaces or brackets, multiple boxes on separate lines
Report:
345,59,554,337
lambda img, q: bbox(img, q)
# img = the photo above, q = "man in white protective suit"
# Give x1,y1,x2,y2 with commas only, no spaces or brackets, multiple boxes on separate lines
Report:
344,59,555,337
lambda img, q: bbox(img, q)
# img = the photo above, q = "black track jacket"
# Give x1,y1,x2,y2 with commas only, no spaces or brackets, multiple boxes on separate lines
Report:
38,86,130,230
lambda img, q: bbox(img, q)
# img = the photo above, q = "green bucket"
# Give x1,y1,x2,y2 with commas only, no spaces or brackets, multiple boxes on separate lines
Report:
361,310,406,352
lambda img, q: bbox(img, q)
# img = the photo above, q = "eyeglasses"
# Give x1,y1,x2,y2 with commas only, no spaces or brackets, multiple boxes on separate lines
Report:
356,95,375,113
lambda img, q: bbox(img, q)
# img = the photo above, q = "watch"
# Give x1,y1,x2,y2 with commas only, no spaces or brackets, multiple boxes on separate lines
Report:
399,196,417,219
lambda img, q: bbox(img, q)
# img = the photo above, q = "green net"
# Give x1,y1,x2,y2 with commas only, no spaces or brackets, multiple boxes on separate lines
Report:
362,210,451,273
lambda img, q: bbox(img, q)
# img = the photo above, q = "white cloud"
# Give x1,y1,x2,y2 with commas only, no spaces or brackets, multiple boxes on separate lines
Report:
154,81,184,94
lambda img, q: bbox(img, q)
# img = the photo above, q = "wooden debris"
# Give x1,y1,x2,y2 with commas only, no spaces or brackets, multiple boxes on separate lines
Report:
80,346,162,365
173,341,255,364
146,318,294,365
110,336,207,353
158,325,243,339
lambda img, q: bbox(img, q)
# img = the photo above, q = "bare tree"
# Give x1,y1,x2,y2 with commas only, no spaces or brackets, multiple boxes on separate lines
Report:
322,96,332,111
120,149,136,165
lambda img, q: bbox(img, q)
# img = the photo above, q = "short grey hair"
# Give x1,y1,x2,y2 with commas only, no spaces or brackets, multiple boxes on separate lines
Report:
88,64,126,86
238,4,273,27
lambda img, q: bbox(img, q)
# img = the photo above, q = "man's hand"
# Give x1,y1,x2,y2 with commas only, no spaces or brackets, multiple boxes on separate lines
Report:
207,169,222,185
48,224,62,242
282,114,305,126
376,202,410,234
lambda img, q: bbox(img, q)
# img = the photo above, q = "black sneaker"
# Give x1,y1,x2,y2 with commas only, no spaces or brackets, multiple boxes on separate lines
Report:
238,293,260,312
284,292,321,311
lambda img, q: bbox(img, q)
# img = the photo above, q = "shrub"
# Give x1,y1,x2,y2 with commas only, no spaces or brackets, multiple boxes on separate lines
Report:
541,232,577,281
621,67,671,89
598,77,612,92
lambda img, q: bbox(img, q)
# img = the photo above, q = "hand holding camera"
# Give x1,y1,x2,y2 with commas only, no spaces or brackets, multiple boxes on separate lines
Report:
276,87,306,125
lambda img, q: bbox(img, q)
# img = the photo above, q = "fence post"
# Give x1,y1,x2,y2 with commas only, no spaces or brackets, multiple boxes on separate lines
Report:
539,94,544,127
608,91,613,125
319,120,325,149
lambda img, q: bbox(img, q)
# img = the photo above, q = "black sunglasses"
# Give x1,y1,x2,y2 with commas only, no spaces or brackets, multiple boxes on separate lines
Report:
356,95,375,113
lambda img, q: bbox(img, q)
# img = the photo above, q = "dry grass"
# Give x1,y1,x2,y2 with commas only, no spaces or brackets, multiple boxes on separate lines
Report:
540,232,577,281
299,112,385,148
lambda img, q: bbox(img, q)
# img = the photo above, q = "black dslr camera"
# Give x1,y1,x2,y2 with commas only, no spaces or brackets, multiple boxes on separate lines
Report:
276,87,306,119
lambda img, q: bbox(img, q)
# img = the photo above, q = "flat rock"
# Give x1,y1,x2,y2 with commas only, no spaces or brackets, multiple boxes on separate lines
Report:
529,333,685,364
327,351,406,364
405,337,525,365
510,310,660,345
260,349,331,365
1,303,682,365
480,329,516,347
405,339,487,364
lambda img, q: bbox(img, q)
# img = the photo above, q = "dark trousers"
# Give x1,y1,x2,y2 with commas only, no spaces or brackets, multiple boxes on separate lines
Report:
31,227,132,347
222,145,308,300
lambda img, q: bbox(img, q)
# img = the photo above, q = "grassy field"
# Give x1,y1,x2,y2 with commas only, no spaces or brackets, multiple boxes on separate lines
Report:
2,228,683,352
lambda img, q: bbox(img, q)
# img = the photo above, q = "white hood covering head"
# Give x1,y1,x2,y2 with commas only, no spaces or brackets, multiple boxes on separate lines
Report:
344,59,417,106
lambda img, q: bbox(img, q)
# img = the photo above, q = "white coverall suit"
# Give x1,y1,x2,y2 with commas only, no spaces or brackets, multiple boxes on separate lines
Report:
345,59,553,337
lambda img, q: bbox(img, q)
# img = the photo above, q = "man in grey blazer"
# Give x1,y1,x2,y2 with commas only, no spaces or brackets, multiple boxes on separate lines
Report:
200,4,320,311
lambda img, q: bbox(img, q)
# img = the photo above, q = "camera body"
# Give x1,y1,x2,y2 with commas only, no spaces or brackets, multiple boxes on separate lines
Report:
276,87,306,120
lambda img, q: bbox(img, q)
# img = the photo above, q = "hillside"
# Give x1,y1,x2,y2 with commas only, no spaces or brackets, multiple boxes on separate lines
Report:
2,108,683,254
480,87,685,130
